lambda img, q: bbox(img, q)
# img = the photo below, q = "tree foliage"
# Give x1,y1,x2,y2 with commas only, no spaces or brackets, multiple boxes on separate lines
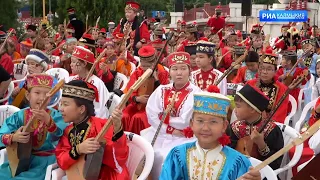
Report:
0,0,21,29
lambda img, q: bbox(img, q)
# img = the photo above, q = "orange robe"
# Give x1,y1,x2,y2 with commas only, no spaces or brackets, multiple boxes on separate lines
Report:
122,65,169,134
247,78,288,123
55,117,129,180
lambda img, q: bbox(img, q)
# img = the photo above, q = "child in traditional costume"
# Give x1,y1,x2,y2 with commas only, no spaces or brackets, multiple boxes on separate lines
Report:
55,80,129,179
68,46,109,118
122,46,169,134
0,74,67,180
141,52,201,179
160,89,261,180
246,52,288,123
185,44,198,71
191,40,227,94
230,84,284,170
9,49,59,109
311,58,320,99
232,51,259,84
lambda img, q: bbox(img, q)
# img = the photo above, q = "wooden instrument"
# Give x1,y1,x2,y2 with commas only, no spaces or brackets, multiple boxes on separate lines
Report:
137,32,174,111
237,115,320,180
236,70,310,157
85,15,89,32
282,49,311,86
85,48,108,81
66,69,153,180
0,29,13,55
214,50,248,86
135,92,179,176
7,79,64,177
11,88,28,109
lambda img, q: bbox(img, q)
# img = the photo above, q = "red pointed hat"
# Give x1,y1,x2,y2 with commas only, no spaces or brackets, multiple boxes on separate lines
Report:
125,1,140,11
67,7,75,15
138,46,156,62
167,52,191,67
100,28,107,34
72,46,95,64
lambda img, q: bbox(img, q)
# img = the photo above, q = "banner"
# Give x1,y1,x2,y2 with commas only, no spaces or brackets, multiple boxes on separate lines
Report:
259,10,308,22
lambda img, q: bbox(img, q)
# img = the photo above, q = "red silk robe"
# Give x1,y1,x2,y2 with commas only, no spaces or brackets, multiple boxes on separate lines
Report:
0,53,14,75
55,117,129,180
219,46,233,72
247,78,288,123
232,66,258,84
207,16,225,39
122,65,169,134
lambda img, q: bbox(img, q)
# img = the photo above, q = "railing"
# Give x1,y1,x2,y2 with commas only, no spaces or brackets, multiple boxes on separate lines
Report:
183,4,230,22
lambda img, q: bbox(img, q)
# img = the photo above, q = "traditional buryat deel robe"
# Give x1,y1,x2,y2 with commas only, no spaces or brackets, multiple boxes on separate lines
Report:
229,118,284,170
141,82,201,179
0,108,67,180
247,78,288,123
191,68,227,95
68,75,109,118
55,116,129,179
122,65,169,134
232,66,257,84
219,46,233,72
160,141,251,180
207,16,225,39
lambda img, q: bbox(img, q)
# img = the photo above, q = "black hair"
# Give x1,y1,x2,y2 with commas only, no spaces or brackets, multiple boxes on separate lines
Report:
245,51,260,63
208,54,217,68
283,54,297,65
234,94,250,108
73,97,95,117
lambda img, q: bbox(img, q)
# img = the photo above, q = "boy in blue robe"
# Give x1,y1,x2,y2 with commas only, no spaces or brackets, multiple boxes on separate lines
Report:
160,88,261,180
0,73,67,180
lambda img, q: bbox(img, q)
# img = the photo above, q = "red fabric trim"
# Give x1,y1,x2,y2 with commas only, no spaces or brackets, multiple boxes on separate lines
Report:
2,134,13,146
166,125,175,134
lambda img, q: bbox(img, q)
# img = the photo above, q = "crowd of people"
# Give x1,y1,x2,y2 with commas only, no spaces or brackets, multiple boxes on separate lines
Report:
0,0,320,179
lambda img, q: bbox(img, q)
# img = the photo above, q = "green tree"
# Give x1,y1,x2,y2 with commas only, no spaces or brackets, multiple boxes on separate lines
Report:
0,0,21,29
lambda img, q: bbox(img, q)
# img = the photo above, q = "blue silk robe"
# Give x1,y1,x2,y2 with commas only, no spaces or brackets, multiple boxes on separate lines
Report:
160,141,251,180
0,107,67,180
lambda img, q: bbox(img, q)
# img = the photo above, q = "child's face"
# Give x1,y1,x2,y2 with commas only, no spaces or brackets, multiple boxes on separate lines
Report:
258,63,276,82
27,59,44,74
246,62,258,72
252,37,262,48
204,30,211,38
190,113,228,147
316,63,320,77
106,46,115,56
190,55,197,68
26,87,51,109
169,64,190,86
281,58,288,68
66,42,76,53
59,97,84,123
70,57,86,74
196,53,212,69
235,101,253,120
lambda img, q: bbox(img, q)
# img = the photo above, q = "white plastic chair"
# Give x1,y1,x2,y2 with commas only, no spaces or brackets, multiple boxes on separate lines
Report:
13,63,28,80
130,62,136,75
46,132,154,180
284,95,297,126
249,157,277,180
0,105,20,127
45,68,70,81
106,93,121,114
275,122,303,179
114,73,128,91
295,99,317,132
0,82,14,103
47,89,62,109
0,148,8,165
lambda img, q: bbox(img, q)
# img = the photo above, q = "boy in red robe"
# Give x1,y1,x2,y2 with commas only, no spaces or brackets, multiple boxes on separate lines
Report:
122,46,169,134
177,24,198,52
246,52,289,123
207,3,225,40
55,80,129,179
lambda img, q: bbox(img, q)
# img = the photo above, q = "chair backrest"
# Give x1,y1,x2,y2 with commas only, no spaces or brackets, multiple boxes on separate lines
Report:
275,122,303,175
295,99,317,132
0,82,14,103
130,62,136,75
249,157,278,179
124,132,154,180
45,68,70,81
47,89,62,109
13,63,28,80
227,83,243,96
0,105,20,126
114,73,128,91
106,93,121,114
284,95,297,126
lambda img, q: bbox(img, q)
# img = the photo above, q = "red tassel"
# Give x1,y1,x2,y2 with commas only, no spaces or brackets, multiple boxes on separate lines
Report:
207,85,220,93
85,82,99,102
183,127,194,138
218,133,231,146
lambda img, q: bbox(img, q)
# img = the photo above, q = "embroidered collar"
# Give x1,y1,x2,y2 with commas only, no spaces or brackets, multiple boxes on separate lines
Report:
73,116,89,127
173,82,190,91
244,116,262,126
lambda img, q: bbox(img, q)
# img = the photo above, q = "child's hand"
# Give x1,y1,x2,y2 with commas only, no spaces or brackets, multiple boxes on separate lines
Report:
78,138,101,154
12,126,30,143
31,109,51,125
250,129,266,149
111,108,123,133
